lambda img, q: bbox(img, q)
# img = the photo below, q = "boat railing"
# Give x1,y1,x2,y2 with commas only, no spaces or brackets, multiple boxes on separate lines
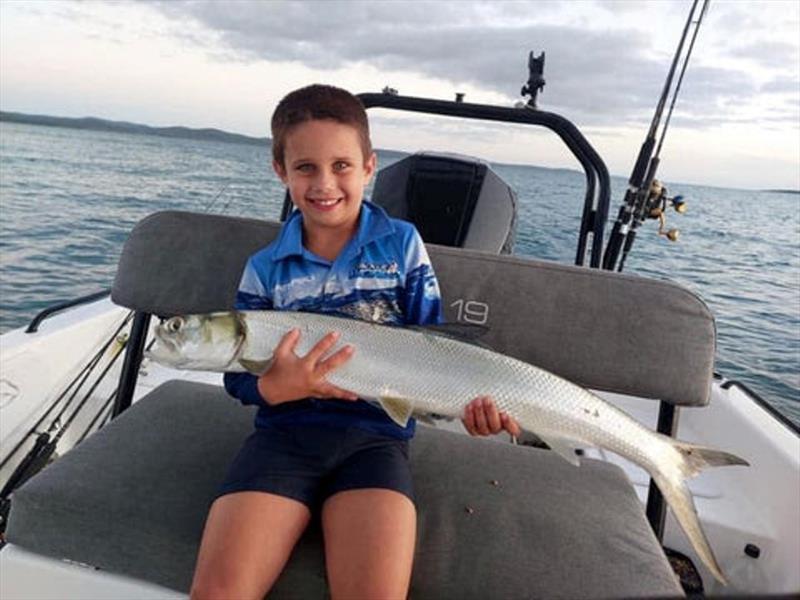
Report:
25,289,111,333
719,378,800,435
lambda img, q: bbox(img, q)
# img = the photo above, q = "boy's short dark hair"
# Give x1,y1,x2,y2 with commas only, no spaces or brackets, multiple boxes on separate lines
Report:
271,84,372,166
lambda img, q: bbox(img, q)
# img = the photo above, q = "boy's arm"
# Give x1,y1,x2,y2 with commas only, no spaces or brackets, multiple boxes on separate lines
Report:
223,329,358,406
223,371,264,406
403,229,444,326
225,261,356,406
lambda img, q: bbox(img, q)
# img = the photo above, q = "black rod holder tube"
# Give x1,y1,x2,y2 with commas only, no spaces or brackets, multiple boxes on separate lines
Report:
645,401,680,540
358,93,611,268
112,312,151,418
602,200,634,270
630,138,656,189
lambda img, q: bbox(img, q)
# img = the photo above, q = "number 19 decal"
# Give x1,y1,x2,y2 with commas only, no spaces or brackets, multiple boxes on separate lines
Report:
450,299,489,324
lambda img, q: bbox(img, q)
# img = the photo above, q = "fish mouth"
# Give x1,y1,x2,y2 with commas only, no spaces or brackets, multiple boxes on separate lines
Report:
146,338,177,363
147,328,181,363
145,341,196,370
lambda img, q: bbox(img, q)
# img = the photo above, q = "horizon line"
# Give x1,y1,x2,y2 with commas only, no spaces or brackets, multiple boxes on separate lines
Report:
1,109,797,195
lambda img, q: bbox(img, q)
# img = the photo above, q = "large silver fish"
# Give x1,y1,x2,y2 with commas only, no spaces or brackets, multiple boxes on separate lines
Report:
147,309,748,584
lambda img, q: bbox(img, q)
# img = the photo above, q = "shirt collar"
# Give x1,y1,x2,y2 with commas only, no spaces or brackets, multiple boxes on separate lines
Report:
271,200,395,262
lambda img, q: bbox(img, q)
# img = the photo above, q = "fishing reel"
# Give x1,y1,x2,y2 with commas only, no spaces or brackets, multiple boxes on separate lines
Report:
644,179,686,242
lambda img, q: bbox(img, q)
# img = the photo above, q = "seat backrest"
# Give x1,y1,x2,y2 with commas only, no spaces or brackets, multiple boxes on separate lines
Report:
372,152,517,254
112,210,714,406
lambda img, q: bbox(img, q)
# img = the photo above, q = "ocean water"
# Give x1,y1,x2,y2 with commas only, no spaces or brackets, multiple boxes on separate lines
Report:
1,121,798,425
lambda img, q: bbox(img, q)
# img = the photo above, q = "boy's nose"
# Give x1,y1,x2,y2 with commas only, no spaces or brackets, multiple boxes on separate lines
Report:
310,169,336,193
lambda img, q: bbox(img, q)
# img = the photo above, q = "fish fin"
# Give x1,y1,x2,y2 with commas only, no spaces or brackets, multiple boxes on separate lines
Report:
379,396,415,427
414,413,437,426
407,323,492,349
413,412,453,426
238,358,272,375
537,433,581,467
411,322,489,340
673,441,749,478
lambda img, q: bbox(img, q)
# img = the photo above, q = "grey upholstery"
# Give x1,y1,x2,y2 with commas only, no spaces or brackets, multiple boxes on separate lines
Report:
7,381,682,598
372,152,517,253
112,210,715,406
431,247,714,407
112,211,282,316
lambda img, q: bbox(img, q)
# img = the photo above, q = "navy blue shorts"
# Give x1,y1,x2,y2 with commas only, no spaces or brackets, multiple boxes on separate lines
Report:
216,424,413,510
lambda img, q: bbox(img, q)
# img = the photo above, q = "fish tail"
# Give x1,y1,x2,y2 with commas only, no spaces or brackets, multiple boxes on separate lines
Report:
654,472,728,585
654,441,748,586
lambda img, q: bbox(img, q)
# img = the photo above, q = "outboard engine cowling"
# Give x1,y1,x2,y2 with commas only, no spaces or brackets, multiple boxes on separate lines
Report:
372,152,517,254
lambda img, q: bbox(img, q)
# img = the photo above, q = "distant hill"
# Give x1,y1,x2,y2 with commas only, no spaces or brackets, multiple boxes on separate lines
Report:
763,189,800,195
0,111,269,147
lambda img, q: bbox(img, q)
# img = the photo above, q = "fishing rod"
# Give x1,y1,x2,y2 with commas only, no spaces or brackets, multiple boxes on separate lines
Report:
602,0,709,272
0,180,237,535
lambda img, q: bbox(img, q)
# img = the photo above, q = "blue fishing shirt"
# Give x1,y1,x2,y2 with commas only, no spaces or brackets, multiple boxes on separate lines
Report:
224,200,443,439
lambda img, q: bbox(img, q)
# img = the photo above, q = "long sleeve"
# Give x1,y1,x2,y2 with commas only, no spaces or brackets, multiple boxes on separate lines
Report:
224,371,264,407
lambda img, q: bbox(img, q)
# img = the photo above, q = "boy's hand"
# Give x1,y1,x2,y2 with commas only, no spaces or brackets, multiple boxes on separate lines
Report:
462,396,521,438
257,329,358,405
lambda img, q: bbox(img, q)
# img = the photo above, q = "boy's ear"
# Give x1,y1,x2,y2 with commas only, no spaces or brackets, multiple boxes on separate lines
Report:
364,152,377,183
272,159,288,184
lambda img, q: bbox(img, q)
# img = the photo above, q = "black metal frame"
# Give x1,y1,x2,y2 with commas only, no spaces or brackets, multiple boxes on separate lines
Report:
360,93,610,268
112,312,151,418
280,92,611,267
645,401,679,540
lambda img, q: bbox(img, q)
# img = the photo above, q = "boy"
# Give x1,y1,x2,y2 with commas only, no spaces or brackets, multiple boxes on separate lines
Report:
190,84,520,600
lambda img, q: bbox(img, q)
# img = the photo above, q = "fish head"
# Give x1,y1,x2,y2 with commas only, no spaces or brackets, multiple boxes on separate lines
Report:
147,311,245,371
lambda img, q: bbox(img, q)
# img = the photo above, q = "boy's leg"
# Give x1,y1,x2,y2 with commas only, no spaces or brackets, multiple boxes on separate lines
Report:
322,488,416,600
190,491,311,600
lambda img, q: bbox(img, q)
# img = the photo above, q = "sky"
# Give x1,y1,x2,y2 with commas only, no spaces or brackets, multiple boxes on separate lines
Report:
0,0,798,190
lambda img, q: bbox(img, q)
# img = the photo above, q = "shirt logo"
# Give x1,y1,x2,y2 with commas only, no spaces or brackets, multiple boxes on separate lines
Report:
349,261,399,279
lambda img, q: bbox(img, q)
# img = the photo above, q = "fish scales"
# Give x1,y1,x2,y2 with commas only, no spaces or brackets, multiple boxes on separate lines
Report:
147,309,749,585
243,310,661,464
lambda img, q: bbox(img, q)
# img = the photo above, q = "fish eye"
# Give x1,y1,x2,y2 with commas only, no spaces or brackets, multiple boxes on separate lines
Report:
167,317,184,333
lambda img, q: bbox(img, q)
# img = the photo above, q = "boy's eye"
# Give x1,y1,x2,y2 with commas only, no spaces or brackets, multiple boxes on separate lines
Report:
296,164,314,173
333,161,350,171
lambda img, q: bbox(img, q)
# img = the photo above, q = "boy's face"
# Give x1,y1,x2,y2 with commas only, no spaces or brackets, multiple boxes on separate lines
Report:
274,119,376,239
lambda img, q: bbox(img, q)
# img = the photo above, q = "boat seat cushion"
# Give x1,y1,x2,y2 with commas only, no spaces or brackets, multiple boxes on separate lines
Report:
112,210,715,406
7,381,682,598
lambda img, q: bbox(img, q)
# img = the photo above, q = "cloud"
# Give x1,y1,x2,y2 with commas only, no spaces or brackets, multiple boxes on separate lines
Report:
728,40,800,67
761,76,800,95
141,0,797,132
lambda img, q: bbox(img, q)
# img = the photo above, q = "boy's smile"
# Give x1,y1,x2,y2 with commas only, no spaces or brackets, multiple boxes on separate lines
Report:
274,119,376,253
